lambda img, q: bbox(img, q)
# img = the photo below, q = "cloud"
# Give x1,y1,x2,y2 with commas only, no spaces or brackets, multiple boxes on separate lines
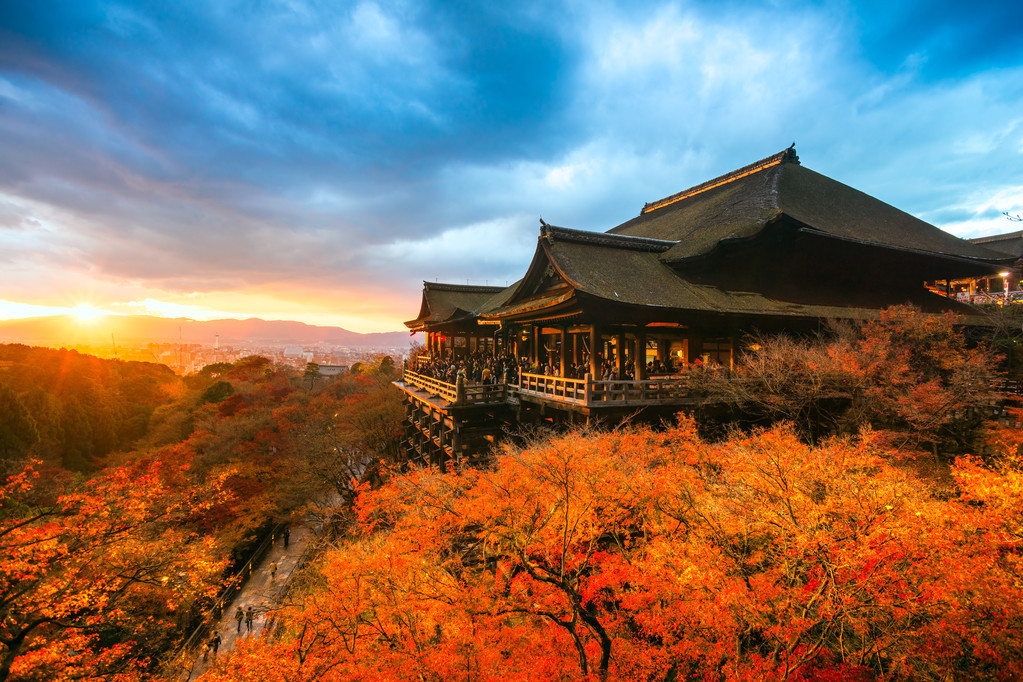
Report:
377,216,536,285
0,1,1022,331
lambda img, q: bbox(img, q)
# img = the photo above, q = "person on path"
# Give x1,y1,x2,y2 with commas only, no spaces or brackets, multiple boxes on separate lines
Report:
270,561,277,582
234,605,244,632
283,528,290,548
245,606,254,633
210,631,222,659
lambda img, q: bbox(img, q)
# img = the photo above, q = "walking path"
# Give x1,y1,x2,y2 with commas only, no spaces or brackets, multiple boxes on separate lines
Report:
182,518,317,679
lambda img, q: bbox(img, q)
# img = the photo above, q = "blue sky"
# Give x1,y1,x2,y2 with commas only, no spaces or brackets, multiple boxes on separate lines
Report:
1,0,1021,332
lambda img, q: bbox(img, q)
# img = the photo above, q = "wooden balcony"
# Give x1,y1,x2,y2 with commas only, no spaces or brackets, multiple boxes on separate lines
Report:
517,372,702,408
401,369,708,410
400,370,508,406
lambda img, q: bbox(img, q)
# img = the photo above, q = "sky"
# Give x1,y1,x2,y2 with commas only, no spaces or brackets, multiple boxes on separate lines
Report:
1,0,1022,333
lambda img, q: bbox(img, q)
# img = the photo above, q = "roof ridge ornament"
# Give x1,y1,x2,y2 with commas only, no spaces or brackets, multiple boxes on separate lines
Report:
641,144,800,215
544,224,674,252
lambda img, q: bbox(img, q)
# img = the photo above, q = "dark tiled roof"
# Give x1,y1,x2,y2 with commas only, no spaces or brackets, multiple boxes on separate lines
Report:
475,281,520,315
535,228,972,320
610,148,1010,265
968,230,1023,258
404,282,507,329
541,224,674,252
420,148,1008,329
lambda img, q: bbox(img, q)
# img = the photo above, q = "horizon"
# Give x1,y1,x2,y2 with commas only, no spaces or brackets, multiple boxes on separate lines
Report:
2,1,1022,332
0,308,411,332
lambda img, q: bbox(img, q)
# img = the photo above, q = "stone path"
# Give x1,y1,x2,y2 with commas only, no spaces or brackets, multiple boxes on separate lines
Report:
182,519,316,679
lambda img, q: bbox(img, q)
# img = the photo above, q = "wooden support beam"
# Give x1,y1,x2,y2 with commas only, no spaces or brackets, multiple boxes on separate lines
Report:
616,333,625,378
560,327,569,378
635,330,646,380
532,325,539,367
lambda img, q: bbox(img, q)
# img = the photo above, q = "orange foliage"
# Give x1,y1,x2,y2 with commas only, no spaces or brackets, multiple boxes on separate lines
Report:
728,306,1002,448
0,456,228,681
204,419,1023,681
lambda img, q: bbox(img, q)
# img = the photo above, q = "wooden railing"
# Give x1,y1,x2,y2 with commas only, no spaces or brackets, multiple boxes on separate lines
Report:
588,377,694,405
403,370,459,402
402,370,507,405
518,373,588,404
404,369,707,408
518,373,699,406
462,383,508,403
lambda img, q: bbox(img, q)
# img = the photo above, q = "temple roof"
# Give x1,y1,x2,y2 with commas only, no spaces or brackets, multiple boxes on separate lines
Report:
482,223,977,323
968,230,1023,260
610,147,1011,266
416,147,1009,330
404,282,507,331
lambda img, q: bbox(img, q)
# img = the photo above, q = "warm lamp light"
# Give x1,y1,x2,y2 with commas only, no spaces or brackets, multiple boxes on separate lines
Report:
1000,271,1011,278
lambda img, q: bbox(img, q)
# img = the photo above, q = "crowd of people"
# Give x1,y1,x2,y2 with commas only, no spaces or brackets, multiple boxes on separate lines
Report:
409,351,689,385
411,352,524,384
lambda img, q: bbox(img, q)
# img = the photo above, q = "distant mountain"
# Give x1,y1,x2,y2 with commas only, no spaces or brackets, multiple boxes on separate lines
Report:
0,314,413,348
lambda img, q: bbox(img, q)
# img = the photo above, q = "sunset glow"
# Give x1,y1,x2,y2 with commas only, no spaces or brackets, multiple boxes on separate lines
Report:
0,2,1021,335
70,304,106,322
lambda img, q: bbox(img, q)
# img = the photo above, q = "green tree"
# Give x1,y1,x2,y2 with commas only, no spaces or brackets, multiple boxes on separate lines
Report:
199,380,235,405
304,362,320,389
0,385,37,460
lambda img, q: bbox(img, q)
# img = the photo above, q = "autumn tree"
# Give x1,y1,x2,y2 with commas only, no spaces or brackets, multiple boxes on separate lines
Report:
717,306,1002,450
201,420,1023,681
0,457,228,681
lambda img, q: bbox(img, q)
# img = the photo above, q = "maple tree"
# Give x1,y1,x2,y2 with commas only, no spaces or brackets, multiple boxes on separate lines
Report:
0,347,407,679
717,306,1003,450
0,455,227,681
201,418,1023,681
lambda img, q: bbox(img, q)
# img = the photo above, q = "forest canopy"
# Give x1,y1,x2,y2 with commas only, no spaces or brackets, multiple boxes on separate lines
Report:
204,418,1023,681
0,348,403,681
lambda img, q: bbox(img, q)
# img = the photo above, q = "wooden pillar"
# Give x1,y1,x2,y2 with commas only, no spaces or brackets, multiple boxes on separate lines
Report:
635,330,646,380
688,334,703,364
616,333,625,378
532,326,540,367
589,326,600,377
573,333,580,366
560,327,569,377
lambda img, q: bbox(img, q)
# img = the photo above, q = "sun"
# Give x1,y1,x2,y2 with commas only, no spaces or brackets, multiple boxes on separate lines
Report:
70,304,105,322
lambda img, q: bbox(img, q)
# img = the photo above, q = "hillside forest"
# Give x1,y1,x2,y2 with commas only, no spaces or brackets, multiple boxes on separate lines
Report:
1,306,1023,681
0,347,402,681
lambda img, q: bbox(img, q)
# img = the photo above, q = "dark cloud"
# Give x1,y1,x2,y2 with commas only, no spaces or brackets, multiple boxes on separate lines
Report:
0,0,1022,328
852,0,1023,78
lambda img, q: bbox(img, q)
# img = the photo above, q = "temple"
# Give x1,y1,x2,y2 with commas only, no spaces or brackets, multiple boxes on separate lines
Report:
397,146,1012,465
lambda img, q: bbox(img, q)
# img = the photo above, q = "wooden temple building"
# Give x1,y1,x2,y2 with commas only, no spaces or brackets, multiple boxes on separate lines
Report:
396,146,1013,466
